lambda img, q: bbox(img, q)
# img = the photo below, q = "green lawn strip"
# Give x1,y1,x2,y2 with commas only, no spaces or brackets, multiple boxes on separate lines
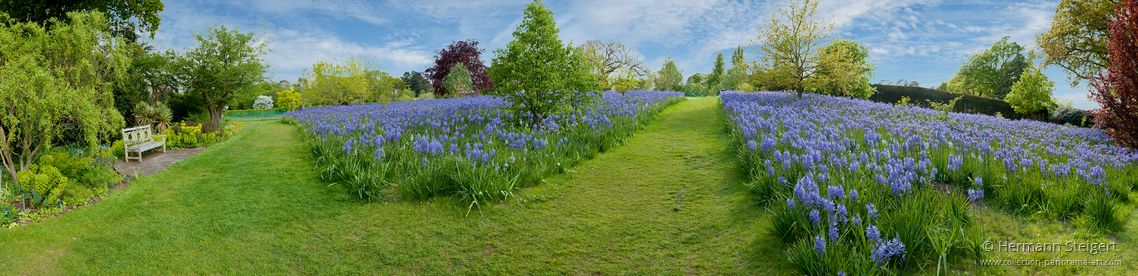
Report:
934,197,1138,275
281,97,795,274
0,97,794,274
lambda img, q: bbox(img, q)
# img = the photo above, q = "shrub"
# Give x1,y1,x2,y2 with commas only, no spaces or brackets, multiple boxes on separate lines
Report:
277,89,302,110
253,95,274,109
1050,106,1088,126
16,164,68,209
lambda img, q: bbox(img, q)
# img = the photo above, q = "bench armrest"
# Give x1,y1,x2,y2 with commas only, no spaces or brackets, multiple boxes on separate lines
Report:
151,134,167,142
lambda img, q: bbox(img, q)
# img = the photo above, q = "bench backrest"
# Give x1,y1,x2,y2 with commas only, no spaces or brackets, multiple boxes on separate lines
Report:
123,125,153,146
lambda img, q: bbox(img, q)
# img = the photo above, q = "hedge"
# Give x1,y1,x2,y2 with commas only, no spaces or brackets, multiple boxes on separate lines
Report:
223,108,287,118
867,85,1047,120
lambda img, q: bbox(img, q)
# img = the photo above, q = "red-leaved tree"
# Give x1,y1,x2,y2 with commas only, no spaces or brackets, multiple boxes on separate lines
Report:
1091,0,1138,148
424,39,493,96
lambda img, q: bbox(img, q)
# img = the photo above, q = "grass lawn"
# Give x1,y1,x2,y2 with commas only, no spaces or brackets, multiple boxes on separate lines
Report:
0,97,1133,275
0,97,793,274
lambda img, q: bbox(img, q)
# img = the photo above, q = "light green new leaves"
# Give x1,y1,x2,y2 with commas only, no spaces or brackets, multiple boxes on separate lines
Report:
753,0,834,97
1006,63,1055,114
945,36,1029,99
444,62,474,95
1037,0,1113,87
489,0,598,124
170,25,269,127
0,11,129,185
810,39,877,99
654,57,684,92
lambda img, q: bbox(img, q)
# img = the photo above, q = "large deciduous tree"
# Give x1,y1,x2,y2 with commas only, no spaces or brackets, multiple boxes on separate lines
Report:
1037,0,1116,88
401,71,431,96
0,0,164,42
0,11,129,187
489,0,598,124
809,39,877,99
298,57,377,106
576,38,651,89
424,39,492,96
753,0,833,97
169,25,269,129
945,37,1030,99
1090,0,1138,148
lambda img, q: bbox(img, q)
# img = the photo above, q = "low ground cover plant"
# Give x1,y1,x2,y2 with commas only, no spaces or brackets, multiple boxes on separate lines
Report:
2,146,122,226
287,90,683,205
722,91,1138,275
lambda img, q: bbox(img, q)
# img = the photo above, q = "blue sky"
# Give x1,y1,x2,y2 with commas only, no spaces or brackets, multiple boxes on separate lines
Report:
150,0,1098,110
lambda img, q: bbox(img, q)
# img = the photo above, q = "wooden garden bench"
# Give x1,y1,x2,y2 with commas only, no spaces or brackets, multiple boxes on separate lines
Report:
123,125,166,162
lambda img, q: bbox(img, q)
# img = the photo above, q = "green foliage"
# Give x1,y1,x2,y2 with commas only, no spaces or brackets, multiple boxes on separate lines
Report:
401,71,431,96
687,73,703,85
15,164,67,209
489,0,599,124
277,89,303,111
680,83,711,96
1006,64,1055,114
158,121,242,150
299,56,384,106
169,24,270,128
443,62,474,95
0,11,129,188
753,0,834,97
1037,0,1113,87
945,36,1031,99
810,39,877,99
0,0,165,42
133,101,173,131
654,57,684,91
896,96,911,106
707,52,725,87
576,39,650,90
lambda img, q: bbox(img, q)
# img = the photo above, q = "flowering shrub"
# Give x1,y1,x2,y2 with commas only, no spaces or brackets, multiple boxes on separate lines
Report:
253,95,274,109
723,91,1138,274
287,90,683,204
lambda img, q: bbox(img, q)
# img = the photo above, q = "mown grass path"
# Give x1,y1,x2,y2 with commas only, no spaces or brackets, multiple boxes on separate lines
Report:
0,98,795,274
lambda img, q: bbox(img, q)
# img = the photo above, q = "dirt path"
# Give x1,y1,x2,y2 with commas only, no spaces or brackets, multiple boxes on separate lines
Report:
113,148,206,177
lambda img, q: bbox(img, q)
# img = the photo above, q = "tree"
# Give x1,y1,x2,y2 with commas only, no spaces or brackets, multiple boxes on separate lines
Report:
1090,0,1138,148
424,39,492,96
0,0,164,42
366,69,405,102
937,82,948,91
1037,0,1116,88
401,71,431,96
721,47,750,91
169,25,269,129
654,58,684,91
810,39,877,98
576,39,650,89
707,52,726,88
731,46,746,66
945,37,1030,99
489,0,599,124
0,11,129,188
1006,62,1055,114
298,57,376,106
687,73,704,85
753,0,834,97
444,62,474,96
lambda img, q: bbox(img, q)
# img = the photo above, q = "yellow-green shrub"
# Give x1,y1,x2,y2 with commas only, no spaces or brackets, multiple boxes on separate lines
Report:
16,164,68,209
